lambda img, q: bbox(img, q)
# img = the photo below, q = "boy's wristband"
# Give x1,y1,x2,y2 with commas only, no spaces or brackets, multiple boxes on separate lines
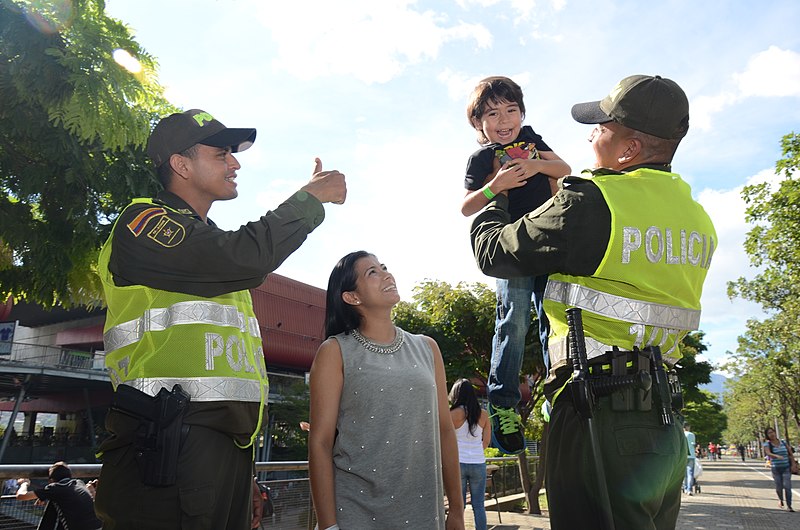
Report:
482,186,496,200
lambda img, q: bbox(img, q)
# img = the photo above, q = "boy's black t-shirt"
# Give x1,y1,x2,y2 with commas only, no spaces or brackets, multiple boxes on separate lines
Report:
464,125,553,221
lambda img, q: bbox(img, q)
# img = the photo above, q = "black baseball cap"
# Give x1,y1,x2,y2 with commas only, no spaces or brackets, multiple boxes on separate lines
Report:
146,109,257,167
571,75,689,140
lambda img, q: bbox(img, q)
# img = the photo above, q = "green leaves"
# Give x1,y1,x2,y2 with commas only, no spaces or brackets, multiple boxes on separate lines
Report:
0,0,177,307
725,132,800,445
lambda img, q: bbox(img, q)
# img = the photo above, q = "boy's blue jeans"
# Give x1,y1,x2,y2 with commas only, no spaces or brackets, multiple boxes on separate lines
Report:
487,275,549,409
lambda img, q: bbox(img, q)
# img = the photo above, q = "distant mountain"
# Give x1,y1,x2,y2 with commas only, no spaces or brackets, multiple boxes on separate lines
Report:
699,372,729,401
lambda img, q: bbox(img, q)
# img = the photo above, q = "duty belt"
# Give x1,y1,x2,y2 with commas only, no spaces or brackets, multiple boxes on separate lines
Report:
549,338,679,371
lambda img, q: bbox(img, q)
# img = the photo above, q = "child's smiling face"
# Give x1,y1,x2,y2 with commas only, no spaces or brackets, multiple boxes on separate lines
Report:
474,99,523,145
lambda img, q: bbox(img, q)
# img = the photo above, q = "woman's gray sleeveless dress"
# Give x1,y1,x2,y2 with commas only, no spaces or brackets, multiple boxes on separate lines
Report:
332,329,445,529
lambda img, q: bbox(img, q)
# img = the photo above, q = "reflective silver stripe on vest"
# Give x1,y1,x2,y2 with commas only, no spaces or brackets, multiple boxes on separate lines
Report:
548,337,679,370
548,336,611,369
104,301,262,353
544,280,701,330
120,377,263,402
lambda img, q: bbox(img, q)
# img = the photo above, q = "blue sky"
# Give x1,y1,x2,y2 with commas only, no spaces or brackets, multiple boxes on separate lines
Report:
100,0,800,368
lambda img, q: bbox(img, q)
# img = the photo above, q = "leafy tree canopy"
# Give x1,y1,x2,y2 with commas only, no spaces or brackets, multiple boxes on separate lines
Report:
0,0,176,307
726,132,800,441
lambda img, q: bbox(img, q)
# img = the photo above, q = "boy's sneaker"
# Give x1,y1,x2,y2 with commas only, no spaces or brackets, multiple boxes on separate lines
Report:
488,403,524,454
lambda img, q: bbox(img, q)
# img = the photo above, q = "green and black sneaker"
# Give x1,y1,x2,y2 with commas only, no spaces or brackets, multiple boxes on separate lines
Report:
488,403,524,455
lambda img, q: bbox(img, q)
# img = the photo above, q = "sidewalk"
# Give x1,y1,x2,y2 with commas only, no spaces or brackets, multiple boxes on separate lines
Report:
462,459,800,529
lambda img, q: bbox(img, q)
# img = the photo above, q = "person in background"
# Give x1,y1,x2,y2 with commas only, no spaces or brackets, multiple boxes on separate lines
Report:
450,378,491,530
461,76,570,455
308,251,464,529
16,461,102,530
683,424,696,495
251,477,264,530
763,427,794,512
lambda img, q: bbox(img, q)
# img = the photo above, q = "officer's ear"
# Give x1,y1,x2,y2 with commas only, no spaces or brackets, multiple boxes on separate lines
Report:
168,153,192,182
617,136,643,165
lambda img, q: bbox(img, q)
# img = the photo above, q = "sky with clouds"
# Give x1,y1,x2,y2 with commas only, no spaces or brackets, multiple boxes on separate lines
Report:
100,0,800,368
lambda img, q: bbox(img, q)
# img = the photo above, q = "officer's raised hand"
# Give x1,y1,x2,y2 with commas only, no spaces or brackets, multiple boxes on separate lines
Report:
302,158,347,205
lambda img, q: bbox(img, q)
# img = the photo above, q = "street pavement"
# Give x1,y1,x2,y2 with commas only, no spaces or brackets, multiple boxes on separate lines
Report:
462,459,800,529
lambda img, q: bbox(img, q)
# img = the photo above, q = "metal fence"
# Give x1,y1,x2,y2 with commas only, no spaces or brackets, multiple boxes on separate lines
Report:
0,462,314,530
0,497,37,530
0,456,537,529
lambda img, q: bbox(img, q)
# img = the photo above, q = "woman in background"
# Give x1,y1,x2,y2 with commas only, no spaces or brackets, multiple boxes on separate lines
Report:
308,251,464,530
450,379,491,530
763,427,794,512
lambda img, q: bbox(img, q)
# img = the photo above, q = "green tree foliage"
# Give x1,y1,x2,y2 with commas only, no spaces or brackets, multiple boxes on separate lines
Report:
723,370,774,449
267,380,310,461
726,132,800,439
672,331,726,445
674,330,713,403
0,0,176,307
682,390,726,446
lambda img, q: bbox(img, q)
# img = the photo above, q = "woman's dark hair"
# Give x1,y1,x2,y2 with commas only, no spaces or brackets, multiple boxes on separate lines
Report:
449,378,481,436
764,427,776,439
324,251,372,338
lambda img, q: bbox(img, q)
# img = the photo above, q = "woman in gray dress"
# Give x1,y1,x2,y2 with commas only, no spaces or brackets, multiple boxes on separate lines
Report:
309,251,464,530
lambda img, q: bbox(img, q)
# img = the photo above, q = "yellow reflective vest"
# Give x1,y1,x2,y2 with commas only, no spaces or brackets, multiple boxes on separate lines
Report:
544,168,716,369
98,198,268,447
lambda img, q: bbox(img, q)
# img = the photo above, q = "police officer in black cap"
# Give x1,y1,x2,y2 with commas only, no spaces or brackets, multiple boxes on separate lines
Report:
94,109,346,530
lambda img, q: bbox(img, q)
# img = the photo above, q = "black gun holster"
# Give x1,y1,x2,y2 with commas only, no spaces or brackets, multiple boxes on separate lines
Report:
111,383,191,487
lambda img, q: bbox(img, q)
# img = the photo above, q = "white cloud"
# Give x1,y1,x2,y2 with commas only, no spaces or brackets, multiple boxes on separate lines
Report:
693,46,800,131
734,46,800,97
254,1,492,84
438,69,531,104
690,92,738,132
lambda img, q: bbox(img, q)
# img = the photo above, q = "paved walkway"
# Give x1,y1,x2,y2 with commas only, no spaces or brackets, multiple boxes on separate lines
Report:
462,459,799,529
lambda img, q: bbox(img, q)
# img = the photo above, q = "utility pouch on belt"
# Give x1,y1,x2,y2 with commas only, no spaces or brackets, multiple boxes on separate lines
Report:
609,348,652,412
111,383,191,487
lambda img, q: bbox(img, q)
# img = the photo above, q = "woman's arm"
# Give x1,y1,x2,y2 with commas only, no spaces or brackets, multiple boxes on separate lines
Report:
763,443,783,459
480,409,491,450
427,337,465,530
308,339,344,529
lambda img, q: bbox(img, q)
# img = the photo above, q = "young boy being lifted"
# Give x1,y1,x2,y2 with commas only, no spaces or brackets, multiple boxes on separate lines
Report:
461,76,570,454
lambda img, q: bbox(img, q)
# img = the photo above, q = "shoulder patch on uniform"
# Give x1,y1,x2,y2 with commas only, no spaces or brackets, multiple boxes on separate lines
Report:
127,207,167,237
147,216,186,247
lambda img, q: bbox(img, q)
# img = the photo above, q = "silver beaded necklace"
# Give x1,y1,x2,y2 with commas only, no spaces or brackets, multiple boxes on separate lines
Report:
350,327,404,355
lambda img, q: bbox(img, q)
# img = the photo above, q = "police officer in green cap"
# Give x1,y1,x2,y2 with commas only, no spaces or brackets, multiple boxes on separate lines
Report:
94,109,346,530
471,75,716,529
